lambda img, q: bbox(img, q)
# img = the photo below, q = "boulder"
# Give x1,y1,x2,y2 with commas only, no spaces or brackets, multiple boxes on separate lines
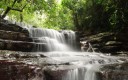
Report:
44,69,68,80
0,60,44,80
100,62,128,80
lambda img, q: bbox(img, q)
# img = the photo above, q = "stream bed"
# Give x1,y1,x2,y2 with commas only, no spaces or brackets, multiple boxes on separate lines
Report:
0,50,128,80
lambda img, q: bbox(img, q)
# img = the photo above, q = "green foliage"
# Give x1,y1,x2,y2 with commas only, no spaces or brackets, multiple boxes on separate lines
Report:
108,0,128,31
0,0,128,32
0,0,74,30
62,0,128,33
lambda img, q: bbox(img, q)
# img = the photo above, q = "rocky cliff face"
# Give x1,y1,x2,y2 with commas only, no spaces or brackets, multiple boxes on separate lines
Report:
0,19,34,52
80,30,128,55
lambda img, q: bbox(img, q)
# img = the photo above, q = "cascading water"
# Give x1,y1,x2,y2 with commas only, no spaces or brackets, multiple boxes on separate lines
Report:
62,30,77,49
28,28,76,51
26,27,128,80
46,52,125,80
4,19,128,80
61,64,99,80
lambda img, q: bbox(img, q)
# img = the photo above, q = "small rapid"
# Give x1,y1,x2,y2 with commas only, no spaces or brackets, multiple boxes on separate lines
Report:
26,27,127,80
37,52,127,80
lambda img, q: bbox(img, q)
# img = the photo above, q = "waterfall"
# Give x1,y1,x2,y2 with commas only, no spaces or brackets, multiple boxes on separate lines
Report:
61,64,100,80
61,30,77,49
27,27,125,80
28,28,76,51
43,52,123,80
2,19,127,80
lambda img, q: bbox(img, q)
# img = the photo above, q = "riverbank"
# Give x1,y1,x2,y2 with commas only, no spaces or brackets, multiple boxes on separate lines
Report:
79,30,128,55
0,50,127,80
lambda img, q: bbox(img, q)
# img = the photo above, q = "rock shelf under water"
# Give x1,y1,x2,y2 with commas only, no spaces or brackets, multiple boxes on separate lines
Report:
0,50,127,80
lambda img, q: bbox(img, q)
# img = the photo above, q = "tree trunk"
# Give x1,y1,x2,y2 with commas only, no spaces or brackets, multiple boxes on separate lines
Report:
1,0,17,19
73,12,80,31
1,7,11,19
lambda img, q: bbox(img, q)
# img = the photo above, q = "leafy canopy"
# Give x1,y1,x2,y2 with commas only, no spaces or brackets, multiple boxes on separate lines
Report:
0,0,128,32
0,0,74,30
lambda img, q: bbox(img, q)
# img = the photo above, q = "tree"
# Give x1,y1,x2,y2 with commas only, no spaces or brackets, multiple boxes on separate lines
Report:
1,0,127,32
0,0,28,20
0,0,74,30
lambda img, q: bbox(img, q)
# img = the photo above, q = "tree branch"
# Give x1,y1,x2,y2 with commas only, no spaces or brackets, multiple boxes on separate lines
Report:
12,0,17,7
1,7,11,19
21,4,27,11
11,8,22,12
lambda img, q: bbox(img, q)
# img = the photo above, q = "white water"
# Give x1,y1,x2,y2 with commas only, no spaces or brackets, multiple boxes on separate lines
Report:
61,64,99,80
28,28,76,51
34,51,127,80
62,30,77,49
27,27,128,80
3,18,127,80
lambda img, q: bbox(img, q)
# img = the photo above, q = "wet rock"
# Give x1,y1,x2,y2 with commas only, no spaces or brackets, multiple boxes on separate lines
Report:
0,60,44,80
0,30,32,41
88,32,115,44
33,43,48,52
0,41,5,49
5,41,35,52
9,53,21,58
105,41,122,46
44,68,68,80
40,54,47,58
0,39,48,52
121,45,128,51
80,32,128,54
0,19,36,52
0,39,34,52
116,27,128,42
101,46,121,53
100,62,128,80
81,32,117,53
8,24,23,32
0,22,29,35
95,72,103,80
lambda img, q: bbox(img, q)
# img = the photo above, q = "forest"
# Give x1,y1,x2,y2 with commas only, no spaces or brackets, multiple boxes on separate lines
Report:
0,0,128,33
0,0,128,80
